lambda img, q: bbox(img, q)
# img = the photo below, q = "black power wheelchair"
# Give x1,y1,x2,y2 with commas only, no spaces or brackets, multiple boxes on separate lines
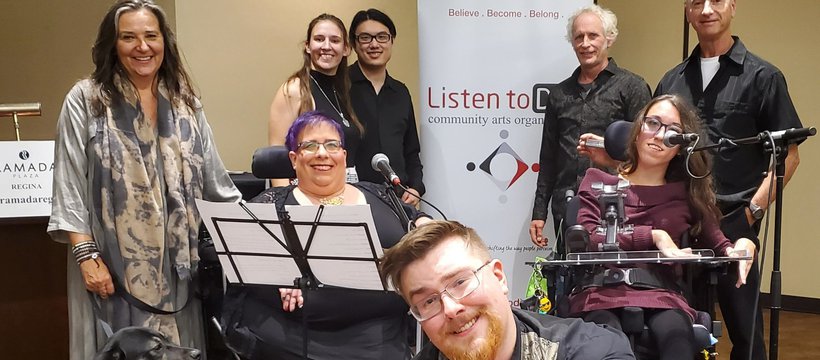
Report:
524,121,751,360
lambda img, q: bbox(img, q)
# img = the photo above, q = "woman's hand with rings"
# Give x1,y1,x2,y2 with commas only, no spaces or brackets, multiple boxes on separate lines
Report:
279,288,304,312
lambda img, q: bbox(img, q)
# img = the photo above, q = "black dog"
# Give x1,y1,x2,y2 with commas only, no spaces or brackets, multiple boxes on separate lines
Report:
94,326,201,360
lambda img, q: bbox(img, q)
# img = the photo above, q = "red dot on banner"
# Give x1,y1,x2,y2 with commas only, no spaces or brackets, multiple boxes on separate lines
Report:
531,163,540,172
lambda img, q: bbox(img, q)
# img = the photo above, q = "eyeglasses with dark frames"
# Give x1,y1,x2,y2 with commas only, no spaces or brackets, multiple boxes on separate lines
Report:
642,116,683,135
356,32,392,44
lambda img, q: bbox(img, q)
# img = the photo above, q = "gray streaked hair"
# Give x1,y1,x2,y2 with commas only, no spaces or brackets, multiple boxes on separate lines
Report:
566,5,619,44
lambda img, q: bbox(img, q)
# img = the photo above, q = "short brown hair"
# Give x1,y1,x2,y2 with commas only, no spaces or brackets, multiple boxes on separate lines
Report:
380,220,490,296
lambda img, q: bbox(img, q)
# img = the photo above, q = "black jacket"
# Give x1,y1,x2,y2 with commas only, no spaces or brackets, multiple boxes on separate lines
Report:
414,308,635,360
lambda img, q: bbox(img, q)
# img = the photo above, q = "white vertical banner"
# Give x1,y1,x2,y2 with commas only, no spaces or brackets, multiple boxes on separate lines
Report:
418,0,591,304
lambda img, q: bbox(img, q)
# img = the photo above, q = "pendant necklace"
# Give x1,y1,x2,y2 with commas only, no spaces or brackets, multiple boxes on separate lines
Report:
309,74,350,128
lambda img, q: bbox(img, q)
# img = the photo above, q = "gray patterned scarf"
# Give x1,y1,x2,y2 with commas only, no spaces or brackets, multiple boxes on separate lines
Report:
91,74,203,337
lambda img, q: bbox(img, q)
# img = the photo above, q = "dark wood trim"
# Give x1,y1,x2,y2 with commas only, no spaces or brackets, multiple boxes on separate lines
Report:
0,216,48,225
761,293,820,314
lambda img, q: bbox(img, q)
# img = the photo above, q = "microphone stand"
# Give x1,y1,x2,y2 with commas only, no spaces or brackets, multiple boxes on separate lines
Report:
382,180,412,231
769,150,786,360
689,128,815,360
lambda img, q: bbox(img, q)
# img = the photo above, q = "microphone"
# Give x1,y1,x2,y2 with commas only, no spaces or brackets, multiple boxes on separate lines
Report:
663,130,699,148
764,127,816,142
371,153,401,186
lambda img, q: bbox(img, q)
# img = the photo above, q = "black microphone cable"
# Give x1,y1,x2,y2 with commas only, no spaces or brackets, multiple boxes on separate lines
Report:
395,182,448,221
683,136,711,179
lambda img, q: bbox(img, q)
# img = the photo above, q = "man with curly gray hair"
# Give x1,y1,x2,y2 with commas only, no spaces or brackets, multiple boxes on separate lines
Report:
530,5,650,251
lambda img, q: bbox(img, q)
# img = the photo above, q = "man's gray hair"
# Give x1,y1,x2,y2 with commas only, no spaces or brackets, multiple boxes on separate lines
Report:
566,5,619,44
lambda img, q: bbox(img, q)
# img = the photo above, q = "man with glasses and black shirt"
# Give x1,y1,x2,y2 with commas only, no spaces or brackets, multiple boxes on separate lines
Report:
655,1,802,359
531,5,650,249
349,9,425,206
380,220,635,360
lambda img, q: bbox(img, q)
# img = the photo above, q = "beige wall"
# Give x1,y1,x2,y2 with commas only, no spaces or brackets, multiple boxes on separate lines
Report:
0,0,174,141
179,0,819,298
1,0,816,298
174,0,418,172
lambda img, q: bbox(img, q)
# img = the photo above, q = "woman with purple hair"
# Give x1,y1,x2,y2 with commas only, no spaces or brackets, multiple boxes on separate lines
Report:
222,111,429,359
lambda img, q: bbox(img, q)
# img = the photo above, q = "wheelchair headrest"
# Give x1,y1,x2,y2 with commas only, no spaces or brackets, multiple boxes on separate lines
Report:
251,146,296,179
604,120,632,162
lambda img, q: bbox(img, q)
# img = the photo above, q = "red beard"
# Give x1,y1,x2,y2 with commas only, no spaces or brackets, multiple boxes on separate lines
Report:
438,307,504,360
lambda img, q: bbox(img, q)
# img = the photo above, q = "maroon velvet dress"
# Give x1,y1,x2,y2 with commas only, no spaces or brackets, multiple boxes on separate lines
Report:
569,168,732,321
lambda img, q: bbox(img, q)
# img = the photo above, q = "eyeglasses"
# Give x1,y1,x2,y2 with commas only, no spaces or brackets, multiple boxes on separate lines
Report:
297,140,342,154
356,32,392,44
642,116,683,135
410,261,492,321
688,0,727,11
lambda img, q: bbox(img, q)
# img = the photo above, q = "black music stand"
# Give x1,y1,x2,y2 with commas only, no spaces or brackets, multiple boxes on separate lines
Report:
195,200,389,359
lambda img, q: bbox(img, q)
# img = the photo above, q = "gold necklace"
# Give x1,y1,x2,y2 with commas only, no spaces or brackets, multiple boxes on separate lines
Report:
318,194,345,206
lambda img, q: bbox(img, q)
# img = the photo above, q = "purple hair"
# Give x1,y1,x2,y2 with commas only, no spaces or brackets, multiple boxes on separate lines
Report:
284,111,345,151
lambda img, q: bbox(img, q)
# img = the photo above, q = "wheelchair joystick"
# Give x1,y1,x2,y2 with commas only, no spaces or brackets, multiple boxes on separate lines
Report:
591,180,633,251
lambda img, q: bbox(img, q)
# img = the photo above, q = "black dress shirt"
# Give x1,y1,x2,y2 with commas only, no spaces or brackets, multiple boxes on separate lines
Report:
532,59,651,228
655,37,802,238
349,62,425,194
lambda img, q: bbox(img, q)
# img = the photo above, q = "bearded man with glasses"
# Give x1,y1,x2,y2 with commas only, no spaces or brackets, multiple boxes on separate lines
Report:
380,220,635,360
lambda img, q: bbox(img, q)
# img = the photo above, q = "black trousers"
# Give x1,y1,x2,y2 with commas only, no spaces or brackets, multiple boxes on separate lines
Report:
716,256,767,360
584,308,695,360
718,204,767,360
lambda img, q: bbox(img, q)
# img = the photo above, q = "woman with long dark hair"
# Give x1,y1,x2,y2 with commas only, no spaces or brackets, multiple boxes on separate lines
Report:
571,94,755,360
48,1,241,358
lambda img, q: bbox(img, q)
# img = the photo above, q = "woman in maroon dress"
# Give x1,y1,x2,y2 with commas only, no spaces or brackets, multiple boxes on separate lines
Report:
572,94,755,360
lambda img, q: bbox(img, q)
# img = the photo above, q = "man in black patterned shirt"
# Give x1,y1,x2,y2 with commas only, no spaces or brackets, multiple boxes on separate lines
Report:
530,5,650,248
